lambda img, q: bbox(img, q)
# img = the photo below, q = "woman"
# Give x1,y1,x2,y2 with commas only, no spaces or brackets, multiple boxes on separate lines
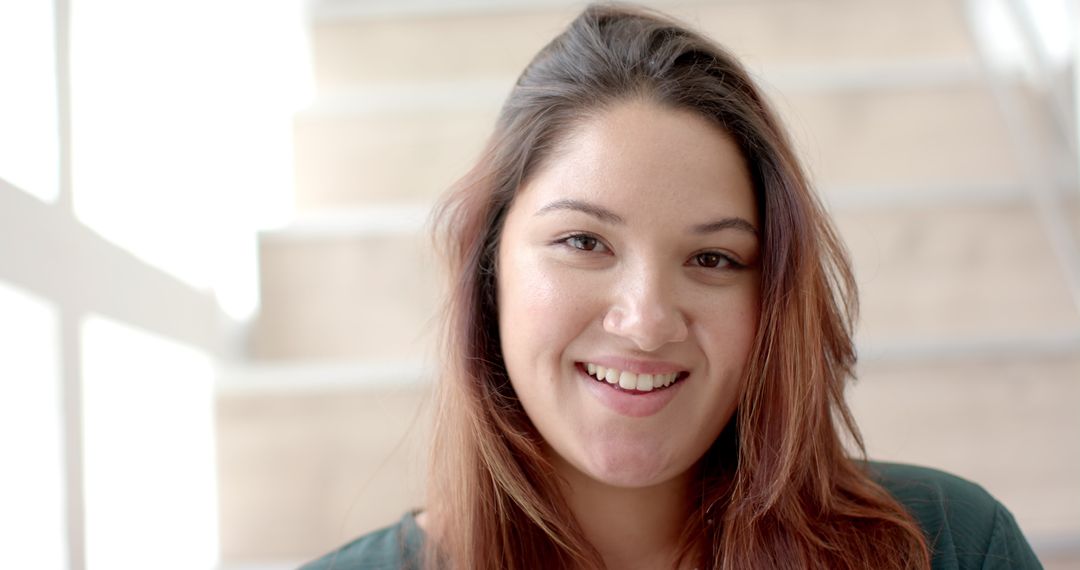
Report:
304,4,1041,569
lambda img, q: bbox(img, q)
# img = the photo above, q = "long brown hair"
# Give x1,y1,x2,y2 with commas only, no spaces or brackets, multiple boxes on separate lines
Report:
427,4,930,569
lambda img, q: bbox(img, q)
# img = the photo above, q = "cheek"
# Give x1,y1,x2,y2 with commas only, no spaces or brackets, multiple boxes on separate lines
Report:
736,294,762,346
503,261,557,318
497,254,598,423
700,287,761,366
499,254,596,340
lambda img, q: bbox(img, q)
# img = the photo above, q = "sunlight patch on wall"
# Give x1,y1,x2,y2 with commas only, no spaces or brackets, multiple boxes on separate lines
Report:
0,1,59,202
81,314,218,570
0,280,67,569
69,0,311,320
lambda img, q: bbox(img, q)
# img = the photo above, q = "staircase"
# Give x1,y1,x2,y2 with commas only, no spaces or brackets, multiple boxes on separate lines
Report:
216,1,1080,567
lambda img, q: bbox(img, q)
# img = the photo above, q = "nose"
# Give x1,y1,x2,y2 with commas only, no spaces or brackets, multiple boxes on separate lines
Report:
602,266,688,352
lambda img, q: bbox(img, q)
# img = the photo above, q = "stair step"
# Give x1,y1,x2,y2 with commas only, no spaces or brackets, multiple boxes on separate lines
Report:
833,199,1080,342
293,105,497,209
293,83,1021,209
692,0,975,68
774,84,1019,192
250,231,441,361
849,354,1080,540
216,385,430,562
309,0,974,89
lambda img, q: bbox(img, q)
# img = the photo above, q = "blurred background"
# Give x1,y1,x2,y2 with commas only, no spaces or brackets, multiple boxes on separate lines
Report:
2,0,1079,568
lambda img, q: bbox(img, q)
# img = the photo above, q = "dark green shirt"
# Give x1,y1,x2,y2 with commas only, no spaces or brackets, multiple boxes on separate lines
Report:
300,462,1042,569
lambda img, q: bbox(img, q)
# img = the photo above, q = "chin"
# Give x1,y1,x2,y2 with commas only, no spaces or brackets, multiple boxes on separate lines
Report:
577,439,683,489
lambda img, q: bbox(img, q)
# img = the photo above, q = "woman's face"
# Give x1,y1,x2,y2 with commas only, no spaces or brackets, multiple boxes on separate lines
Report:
496,100,761,489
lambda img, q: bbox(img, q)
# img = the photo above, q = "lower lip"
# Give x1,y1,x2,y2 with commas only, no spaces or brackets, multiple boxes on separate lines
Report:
578,365,684,418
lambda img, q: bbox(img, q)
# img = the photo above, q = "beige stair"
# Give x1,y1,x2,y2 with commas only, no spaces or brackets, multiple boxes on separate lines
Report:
294,0,1012,210
291,83,1022,211
292,106,497,209
250,230,441,361
850,354,1080,549
217,385,431,562
835,199,1080,343
308,0,973,88
777,85,1019,192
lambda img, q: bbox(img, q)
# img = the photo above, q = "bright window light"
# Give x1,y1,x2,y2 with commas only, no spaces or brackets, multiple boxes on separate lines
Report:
81,314,218,570
973,0,1076,72
70,0,309,320
0,280,67,570
1026,0,1075,66
0,1,59,201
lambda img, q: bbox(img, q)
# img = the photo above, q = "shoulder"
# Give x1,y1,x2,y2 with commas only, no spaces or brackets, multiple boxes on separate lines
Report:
866,461,1043,570
299,512,424,570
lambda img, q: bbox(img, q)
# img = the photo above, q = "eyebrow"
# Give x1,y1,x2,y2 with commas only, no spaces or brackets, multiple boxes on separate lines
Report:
535,199,624,224
536,198,758,237
691,217,759,237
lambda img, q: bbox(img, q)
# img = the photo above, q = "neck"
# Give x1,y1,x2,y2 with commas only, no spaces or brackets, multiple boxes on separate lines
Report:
556,457,696,570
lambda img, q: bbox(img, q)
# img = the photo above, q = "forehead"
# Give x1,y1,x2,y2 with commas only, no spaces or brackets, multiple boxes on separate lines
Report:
516,100,757,224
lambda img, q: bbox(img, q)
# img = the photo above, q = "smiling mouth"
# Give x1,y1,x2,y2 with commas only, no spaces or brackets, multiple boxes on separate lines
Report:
577,362,689,393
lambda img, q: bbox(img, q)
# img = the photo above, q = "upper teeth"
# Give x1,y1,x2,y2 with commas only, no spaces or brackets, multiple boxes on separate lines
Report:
585,362,680,392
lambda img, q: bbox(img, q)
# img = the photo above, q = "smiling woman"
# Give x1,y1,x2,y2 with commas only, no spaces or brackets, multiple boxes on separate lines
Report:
301,3,1041,570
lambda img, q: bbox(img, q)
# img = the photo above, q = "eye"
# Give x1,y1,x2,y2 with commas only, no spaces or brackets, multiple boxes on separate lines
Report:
560,233,606,252
689,251,741,270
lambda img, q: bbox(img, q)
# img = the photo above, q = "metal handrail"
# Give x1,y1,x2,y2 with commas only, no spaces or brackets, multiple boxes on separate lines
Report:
961,0,1080,316
1003,0,1077,153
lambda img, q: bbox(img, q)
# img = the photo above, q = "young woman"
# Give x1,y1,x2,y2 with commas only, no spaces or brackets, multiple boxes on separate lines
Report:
304,4,1041,569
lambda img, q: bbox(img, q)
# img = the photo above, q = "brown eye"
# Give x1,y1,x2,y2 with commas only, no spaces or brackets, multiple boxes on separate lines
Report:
693,252,729,268
566,235,600,251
